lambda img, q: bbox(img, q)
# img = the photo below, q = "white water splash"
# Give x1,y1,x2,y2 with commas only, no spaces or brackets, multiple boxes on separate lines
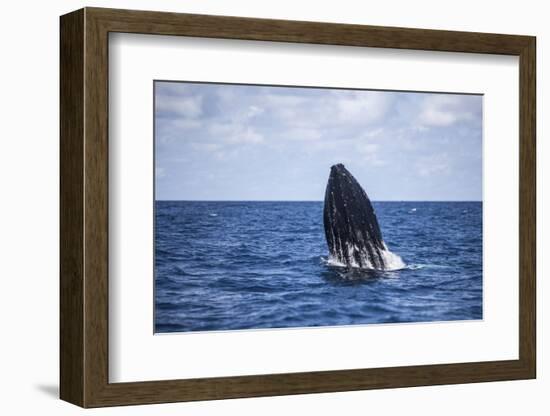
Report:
379,247,406,271
325,242,406,271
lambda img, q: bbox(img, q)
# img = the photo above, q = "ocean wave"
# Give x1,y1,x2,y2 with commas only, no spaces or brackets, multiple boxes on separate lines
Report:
155,201,483,332
405,264,426,270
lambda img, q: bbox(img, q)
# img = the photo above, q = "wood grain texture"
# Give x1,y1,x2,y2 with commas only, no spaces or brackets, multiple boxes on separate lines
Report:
518,38,536,375
88,7,532,54
59,7,537,408
83,10,110,406
59,8,84,407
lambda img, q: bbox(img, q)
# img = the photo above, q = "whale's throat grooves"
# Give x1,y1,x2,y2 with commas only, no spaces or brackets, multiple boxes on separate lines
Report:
323,164,388,270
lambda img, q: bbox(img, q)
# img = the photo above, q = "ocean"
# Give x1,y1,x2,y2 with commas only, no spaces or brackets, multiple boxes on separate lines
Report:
155,201,482,333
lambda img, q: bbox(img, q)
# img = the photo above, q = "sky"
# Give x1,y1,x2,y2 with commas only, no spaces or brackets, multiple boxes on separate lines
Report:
155,81,482,201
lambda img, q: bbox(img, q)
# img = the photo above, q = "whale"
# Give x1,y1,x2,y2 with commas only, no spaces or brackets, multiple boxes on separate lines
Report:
323,163,403,270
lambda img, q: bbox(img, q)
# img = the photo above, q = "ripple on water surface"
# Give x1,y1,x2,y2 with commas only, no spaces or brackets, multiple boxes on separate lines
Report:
155,201,482,333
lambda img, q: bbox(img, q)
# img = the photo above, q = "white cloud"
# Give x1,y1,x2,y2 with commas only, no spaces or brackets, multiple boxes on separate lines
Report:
191,143,223,152
208,122,264,145
169,119,202,130
418,95,478,127
247,105,264,118
420,108,458,126
334,91,393,124
261,90,392,129
155,94,203,118
231,128,264,144
263,94,325,128
264,94,308,108
357,143,379,154
306,138,355,152
285,127,323,141
363,128,385,139
355,142,386,166
415,154,451,177
154,83,482,200
156,118,204,144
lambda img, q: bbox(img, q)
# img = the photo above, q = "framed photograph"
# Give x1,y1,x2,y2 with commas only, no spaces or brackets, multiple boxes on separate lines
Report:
60,7,536,408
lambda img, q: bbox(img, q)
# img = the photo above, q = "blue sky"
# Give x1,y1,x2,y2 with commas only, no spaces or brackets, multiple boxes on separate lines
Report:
155,82,482,201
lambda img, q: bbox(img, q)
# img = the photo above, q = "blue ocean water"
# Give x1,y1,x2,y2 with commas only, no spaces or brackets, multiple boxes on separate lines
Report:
155,201,482,333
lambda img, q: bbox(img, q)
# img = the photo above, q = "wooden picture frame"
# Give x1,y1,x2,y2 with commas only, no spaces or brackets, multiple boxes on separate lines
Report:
60,7,536,408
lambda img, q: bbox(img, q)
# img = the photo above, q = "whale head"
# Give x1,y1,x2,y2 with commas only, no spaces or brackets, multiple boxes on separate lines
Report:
323,163,387,269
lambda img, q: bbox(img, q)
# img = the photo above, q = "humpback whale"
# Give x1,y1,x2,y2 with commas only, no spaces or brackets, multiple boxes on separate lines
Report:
323,164,404,270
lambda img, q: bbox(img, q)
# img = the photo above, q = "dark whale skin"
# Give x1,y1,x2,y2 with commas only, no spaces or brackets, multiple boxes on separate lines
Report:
323,164,387,269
